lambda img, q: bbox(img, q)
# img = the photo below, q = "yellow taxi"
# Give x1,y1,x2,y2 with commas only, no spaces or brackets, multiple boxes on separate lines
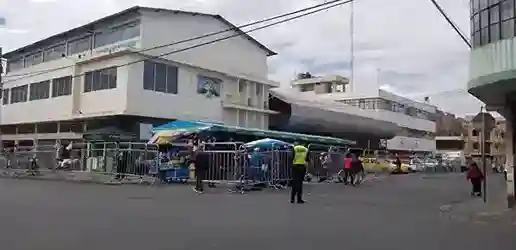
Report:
361,157,410,173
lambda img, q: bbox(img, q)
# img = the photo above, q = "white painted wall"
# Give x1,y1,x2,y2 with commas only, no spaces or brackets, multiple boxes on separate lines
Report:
0,48,139,124
124,54,272,129
124,55,224,122
1,10,275,131
1,49,134,124
139,10,270,79
386,136,436,152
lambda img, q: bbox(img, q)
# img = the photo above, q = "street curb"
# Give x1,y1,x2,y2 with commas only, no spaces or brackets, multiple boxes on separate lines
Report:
0,173,123,186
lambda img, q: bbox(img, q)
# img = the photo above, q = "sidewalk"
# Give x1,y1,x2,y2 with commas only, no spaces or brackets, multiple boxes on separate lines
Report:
439,176,516,225
442,196,513,224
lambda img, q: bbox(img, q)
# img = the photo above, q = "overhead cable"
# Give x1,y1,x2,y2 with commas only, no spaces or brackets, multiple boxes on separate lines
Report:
3,0,353,83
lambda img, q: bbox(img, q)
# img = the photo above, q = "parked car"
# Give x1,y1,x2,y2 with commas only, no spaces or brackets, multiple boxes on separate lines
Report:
408,159,424,172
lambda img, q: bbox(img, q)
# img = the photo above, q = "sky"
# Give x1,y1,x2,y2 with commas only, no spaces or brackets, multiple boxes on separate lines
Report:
0,0,483,116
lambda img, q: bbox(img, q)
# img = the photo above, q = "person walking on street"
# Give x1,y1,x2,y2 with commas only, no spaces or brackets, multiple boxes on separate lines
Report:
467,162,484,197
318,152,330,183
291,142,309,204
343,154,353,185
393,154,402,173
351,154,364,185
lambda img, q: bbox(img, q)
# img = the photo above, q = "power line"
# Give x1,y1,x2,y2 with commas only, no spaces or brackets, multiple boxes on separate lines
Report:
3,0,352,82
428,0,471,48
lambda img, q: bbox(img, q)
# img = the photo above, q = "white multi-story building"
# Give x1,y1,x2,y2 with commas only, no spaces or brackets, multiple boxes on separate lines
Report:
288,75,437,153
0,6,279,146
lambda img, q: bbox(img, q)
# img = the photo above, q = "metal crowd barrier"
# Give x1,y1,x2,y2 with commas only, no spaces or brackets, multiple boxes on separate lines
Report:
0,142,162,184
202,145,293,192
0,142,355,186
2,141,460,187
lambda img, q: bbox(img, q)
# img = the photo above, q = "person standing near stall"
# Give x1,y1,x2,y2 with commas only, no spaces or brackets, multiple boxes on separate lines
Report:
291,142,309,204
191,138,205,193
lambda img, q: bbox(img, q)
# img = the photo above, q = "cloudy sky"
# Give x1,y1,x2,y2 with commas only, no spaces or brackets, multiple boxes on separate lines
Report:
0,0,483,116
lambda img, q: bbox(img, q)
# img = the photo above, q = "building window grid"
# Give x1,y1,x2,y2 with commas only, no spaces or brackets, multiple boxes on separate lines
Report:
6,20,141,72
471,0,516,48
93,21,140,48
52,76,72,97
29,80,50,101
143,61,178,94
10,85,28,104
84,67,117,93
44,43,67,62
2,89,9,105
340,98,433,121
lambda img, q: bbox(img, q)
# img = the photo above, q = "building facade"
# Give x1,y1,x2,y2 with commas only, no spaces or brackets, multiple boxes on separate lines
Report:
467,0,516,207
339,90,437,153
435,110,467,153
281,75,437,153
462,117,506,165
0,6,278,146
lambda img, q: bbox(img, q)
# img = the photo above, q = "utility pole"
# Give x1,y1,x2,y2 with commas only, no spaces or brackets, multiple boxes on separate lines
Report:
481,106,487,203
349,0,355,92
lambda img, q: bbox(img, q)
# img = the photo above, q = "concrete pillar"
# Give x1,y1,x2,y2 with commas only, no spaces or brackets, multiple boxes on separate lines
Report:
71,64,82,116
505,108,515,208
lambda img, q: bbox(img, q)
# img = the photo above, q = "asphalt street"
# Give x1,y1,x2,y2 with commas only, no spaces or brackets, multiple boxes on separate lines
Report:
0,173,514,250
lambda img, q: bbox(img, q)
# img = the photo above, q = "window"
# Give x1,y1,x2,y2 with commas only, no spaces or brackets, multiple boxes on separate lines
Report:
501,18,515,38
490,4,500,23
2,89,9,105
490,23,501,42
197,75,222,97
52,76,72,97
299,84,314,92
481,9,490,28
501,0,514,20
332,83,345,92
44,44,66,62
472,129,479,136
255,83,262,96
481,27,490,44
474,30,481,46
84,67,117,92
7,58,24,72
142,62,178,94
473,142,480,150
10,85,28,103
471,0,516,47
238,80,246,93
480,0,489,10
94,21,140,48
29,80,50,100
473,0,479,14
68,36,91,55
24,52,43,67
473,13,481,33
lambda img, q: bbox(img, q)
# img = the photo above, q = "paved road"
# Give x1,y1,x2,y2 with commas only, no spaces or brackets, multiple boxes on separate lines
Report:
0,173,514,250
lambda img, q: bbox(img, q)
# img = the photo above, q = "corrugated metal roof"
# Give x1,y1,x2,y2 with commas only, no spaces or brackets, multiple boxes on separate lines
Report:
3,6,276,58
